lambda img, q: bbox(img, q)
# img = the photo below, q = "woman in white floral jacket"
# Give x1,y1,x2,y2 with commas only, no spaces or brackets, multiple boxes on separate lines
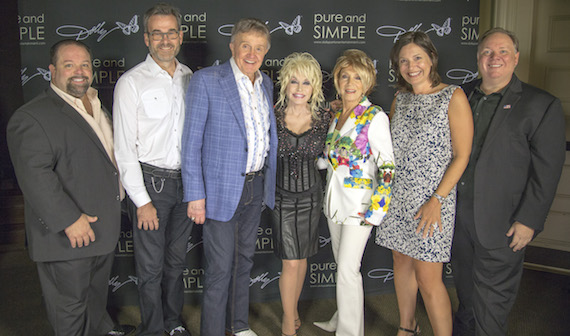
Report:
313,49,394,336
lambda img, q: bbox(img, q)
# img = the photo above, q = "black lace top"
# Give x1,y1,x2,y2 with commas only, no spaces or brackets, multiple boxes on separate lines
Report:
275,106,331,193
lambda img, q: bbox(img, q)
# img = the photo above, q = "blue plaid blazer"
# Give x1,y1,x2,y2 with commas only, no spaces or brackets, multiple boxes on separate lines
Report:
181,61,277,221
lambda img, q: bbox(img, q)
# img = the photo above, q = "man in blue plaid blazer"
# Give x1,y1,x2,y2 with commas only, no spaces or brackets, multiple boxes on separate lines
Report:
181,18,277,336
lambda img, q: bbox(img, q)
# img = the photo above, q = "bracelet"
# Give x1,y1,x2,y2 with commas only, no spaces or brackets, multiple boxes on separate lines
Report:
433,192,446,204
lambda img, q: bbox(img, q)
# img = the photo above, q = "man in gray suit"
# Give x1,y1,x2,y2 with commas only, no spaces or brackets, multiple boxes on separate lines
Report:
452,27,566,336
7,40,130,336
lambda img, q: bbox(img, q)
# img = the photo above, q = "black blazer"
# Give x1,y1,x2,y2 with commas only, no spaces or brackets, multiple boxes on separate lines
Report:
7,87,122,262
460,75,565,249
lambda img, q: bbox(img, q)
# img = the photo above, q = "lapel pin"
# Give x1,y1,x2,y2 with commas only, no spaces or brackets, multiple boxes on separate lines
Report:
503,104,511,109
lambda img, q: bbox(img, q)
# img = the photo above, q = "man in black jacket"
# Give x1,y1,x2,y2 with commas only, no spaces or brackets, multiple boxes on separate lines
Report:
452,28,566,336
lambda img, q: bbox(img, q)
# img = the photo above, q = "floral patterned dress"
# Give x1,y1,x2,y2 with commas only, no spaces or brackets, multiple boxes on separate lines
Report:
376,85,458,262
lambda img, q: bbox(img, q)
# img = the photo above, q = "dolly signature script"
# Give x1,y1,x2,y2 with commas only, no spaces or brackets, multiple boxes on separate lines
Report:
109,275,138,293
367,268,394,283
186,235,203,253
249,272,280,289
376,17,452,42
319,235,332,248
56,15,139,42
21,67,50,86
446,68,479,84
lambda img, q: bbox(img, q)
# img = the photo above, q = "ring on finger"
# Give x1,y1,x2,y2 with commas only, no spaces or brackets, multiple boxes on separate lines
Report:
432,223,438,229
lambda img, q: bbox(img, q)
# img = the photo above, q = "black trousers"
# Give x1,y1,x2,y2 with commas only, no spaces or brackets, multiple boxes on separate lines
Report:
451,204,525,336
129,166,193,335
36,252,115,336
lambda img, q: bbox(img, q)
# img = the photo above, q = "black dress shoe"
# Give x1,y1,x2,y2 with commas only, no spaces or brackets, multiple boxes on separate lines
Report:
107,324,136,336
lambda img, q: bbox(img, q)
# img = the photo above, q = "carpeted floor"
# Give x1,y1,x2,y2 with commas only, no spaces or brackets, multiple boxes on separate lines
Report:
0,248,568,335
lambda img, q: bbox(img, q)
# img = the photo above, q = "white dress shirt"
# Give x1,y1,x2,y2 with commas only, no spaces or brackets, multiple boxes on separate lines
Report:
230,57,270,173
113,54,192,207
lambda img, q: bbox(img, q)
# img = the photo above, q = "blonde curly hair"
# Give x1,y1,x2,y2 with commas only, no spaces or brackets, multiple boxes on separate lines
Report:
275,52,325,119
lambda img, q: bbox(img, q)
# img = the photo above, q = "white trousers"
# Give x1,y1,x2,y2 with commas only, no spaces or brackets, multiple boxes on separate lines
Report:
327,218,373,336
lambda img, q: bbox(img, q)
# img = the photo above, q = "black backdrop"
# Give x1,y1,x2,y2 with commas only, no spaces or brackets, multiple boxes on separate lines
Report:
15,0,480,305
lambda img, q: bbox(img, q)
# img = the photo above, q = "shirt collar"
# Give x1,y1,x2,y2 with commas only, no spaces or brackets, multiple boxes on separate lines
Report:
50,82,98,103
230,57,263,85
475,76,514,97
145,53,181,77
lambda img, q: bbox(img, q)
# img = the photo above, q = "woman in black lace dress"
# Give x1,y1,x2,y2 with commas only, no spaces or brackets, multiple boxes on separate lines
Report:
271,52,330,336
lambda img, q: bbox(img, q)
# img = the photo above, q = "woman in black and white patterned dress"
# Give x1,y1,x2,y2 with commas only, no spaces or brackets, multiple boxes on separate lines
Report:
375,31,473,336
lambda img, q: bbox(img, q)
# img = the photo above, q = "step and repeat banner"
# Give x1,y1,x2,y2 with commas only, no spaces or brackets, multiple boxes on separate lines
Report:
17,0,480,305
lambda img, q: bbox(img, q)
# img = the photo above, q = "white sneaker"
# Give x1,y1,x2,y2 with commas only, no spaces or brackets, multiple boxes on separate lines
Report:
313,310,338,332
234,329,258,336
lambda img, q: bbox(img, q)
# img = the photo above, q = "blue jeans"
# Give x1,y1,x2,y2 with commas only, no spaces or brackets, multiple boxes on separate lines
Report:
200,172,264,336
130,165,193,335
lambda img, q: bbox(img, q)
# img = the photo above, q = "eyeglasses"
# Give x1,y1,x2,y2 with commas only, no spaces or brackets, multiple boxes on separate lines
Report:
146,30,180,41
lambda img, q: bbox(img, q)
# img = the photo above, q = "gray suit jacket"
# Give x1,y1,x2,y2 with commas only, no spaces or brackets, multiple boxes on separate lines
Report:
461,75,566,249
7,87,122,262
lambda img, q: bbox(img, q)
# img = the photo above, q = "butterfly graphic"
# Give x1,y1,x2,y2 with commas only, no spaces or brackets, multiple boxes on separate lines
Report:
116,15,139,35
278,15,302,35
431,18,451,37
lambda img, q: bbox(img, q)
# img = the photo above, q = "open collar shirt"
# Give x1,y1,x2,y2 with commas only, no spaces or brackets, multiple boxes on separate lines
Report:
230,57,270,173
113,54,192,207
51,83,124,199
459,77,513,205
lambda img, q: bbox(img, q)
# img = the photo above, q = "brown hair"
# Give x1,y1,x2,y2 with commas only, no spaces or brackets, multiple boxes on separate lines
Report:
144,2,182,32
50,39,92,66
389,31,441,92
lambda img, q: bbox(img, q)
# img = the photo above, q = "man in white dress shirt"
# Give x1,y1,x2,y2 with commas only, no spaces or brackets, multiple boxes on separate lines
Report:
113,3,193,336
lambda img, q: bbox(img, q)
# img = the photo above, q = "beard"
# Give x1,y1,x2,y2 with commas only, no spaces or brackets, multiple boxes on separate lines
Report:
150,41,180,63
66,76,90,98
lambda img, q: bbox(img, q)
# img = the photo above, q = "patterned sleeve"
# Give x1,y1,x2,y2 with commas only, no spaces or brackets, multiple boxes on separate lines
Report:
364,109,395,225
316,108,332,169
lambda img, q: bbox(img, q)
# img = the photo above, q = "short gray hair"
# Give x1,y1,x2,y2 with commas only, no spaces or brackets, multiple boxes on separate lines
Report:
230,18,271,50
